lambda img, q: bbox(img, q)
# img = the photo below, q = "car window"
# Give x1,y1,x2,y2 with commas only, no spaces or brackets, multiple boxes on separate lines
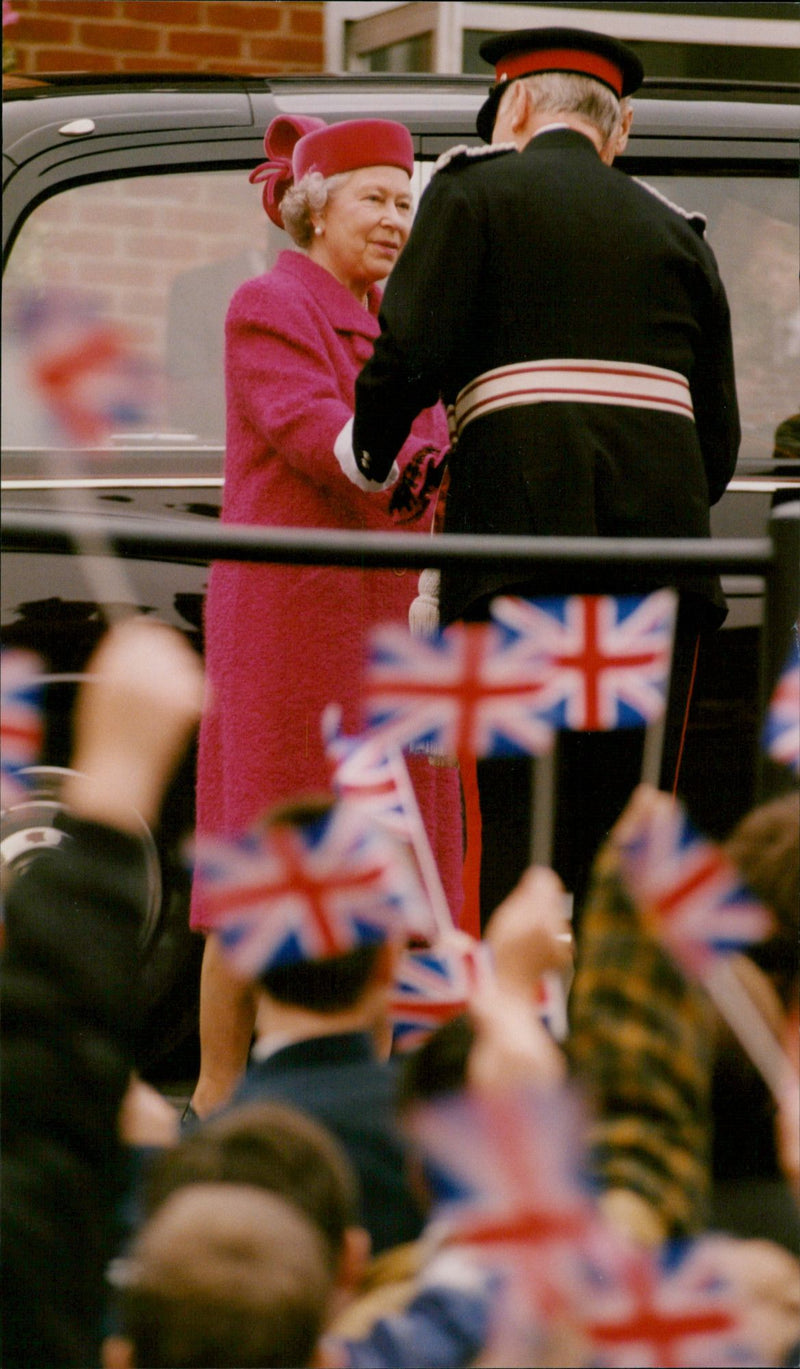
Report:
635,172,798,464
2,169,280,450
3,160,796,465
0,158,432,455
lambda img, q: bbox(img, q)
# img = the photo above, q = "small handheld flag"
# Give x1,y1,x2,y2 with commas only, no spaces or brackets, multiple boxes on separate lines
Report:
322,706,453,933
616,791,794,1102
1,650,44,808
616,794,773,982
7,287,156,446
190,800,432,980
762,645,800,777
4,287,161,626
577,1237,760,1368
533,971,569,1043
410,1086,594,1322
389,938,494,1053
363,620,554,759
323,705,421,839
490,590,677,732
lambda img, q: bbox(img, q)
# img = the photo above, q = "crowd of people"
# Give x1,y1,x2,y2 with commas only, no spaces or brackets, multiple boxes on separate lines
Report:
2,19,798,1369
4,615,798,1368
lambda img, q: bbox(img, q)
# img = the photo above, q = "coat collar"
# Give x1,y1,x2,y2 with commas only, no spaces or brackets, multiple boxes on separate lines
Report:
528,125,600,155
249,1029,378,1072
274,249,381,336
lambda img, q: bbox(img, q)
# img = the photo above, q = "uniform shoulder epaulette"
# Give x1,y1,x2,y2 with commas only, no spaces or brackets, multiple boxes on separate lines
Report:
634,177,708,237
433,141,517,175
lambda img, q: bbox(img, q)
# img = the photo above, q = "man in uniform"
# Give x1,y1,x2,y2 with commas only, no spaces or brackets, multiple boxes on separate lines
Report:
347,26,741,923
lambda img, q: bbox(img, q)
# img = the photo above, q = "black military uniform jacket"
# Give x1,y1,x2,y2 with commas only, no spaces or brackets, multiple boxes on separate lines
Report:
353,128,740,626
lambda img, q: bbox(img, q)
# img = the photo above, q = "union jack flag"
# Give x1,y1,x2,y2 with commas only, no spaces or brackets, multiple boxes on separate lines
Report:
363,621,554,759
616,795,773,980
490,590,677,731
323,705,419,839
1,649,44,808
389,938,494,1052
322,705,449,935
577,1238,759,1368
191,801,430,980
533,971,569,1043
762,645,800,776
7,288,155,445
410,1086,594,1321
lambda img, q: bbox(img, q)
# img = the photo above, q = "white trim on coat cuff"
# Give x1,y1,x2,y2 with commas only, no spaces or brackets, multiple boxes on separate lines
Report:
334,417,399,492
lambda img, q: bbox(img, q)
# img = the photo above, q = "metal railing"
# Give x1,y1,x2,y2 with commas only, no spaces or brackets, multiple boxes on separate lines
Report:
2,500,797,801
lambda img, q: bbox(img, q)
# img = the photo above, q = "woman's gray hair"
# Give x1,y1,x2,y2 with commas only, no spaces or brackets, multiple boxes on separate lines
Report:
279,170,350,248
520,71,630,144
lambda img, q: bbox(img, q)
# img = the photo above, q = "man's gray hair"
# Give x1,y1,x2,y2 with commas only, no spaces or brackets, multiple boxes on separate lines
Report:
521,71,631,144
280,170,350,248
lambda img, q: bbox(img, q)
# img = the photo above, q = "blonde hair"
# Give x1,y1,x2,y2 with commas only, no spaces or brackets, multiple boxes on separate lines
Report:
121,1183,332,1368
280,170,349,248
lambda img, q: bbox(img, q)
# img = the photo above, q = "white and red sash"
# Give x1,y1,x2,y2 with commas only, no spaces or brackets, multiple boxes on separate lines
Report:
448,357,694,443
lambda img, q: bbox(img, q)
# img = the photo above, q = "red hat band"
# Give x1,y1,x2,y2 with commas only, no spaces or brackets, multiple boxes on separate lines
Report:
497,46,625,97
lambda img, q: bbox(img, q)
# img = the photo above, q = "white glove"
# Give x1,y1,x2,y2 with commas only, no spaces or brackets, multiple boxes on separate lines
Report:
334,417,399,492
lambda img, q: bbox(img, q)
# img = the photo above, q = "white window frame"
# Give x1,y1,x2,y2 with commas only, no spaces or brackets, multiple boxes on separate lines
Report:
325,1,463,73
457,3,800,50
325,2,800,75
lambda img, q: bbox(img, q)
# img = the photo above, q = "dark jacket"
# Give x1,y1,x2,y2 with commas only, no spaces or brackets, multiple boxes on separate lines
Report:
230,1031,427,1254
354,128,740,625
1,817,146,1369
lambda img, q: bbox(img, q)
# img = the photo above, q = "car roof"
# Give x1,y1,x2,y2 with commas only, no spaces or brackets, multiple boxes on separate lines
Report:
4,71,797,265
4,68,800,97
4,71,799,151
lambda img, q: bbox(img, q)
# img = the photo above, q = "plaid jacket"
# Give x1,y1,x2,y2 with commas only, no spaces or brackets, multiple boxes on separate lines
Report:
567,840,716,1238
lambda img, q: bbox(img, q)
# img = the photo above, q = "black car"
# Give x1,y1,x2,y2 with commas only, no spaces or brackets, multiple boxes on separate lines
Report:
2,72,798,1077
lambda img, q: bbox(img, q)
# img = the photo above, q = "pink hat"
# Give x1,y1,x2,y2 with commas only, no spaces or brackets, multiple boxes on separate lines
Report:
250,115,414,227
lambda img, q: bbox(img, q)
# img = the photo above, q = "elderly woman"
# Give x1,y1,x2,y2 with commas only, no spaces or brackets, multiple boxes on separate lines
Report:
189,117,463,1119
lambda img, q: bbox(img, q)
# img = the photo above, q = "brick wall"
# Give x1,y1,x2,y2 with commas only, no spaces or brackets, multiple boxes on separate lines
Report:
6,165,283,438
10,168,263,348
4,0,324,76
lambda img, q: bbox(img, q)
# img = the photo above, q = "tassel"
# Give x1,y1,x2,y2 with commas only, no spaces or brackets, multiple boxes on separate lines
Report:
409,570,457,764
409,568,440,638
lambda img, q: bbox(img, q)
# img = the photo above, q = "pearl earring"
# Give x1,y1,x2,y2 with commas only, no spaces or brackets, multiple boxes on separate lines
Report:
314,224,323,237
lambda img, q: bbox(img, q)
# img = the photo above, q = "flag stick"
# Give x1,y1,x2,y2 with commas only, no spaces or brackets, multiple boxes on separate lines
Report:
393,749,455,936
706,957,794,1104
529,743,556,868
640,593,677,788
412,820,456,937
641,713,666,789
15,289,149,627
54,482,140,628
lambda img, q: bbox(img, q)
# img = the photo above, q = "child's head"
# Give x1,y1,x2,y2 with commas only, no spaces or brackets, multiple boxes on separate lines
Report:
119,1182,332,1368
725,790,799,1007
144,1100,363,1275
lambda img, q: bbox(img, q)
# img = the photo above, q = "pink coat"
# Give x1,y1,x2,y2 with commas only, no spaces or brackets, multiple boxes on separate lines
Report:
193,251,463,926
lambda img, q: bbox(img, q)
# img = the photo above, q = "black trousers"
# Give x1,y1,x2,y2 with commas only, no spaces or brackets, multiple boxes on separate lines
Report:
473,598,704,934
